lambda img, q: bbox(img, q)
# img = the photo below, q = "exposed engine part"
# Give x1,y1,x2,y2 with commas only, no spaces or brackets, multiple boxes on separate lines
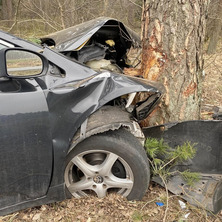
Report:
76,42,107,63
125,47,142,68
135,94,160,120
125,92,137,112
86,59,122,73
105,39,115,47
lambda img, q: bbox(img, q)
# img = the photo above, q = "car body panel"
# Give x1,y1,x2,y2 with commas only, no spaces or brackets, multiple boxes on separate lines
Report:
0,78,52,209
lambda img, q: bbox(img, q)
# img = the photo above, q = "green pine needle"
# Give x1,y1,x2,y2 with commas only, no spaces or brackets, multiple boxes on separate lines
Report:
145,137,199,186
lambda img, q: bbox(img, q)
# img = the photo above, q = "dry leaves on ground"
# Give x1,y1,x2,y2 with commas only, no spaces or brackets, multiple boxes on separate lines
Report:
0,184,221,222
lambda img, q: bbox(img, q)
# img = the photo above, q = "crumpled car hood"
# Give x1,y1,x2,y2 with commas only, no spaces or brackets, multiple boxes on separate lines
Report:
41,17,142,75
41,17,140,52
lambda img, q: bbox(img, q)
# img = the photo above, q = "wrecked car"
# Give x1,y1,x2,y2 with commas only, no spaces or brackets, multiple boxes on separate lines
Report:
40,17,222,214
0,18,165,215
41,17,222,214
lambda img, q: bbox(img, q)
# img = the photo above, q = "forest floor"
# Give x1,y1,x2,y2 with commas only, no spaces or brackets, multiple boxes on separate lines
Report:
0,45,222,222
0,183,221,222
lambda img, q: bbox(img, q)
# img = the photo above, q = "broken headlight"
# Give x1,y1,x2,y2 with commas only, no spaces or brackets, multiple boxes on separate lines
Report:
134,93,161,121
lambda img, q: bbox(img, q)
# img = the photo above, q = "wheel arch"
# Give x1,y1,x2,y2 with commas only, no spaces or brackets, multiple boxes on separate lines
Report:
68,105,145,154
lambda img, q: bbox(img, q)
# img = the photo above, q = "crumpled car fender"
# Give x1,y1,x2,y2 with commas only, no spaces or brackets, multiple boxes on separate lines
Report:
48,72,163,187
49,72,163,148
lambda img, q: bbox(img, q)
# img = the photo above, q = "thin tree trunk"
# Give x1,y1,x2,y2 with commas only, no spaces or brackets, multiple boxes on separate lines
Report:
207,0,222,54
56,0,66,29
141,0,208,126
2,0,14,26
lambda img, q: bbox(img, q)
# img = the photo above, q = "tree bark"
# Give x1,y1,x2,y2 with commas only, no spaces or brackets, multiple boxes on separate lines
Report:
141,0,208,126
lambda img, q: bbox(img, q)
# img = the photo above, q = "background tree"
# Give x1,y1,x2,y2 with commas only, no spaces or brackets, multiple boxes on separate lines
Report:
141,0,209,125
0,0,142,37
206,0,222,54
1,0,14,26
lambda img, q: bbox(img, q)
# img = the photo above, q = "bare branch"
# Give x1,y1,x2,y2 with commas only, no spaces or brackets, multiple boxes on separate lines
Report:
29,0,62,29
8,0,21,32
56,0,66,29
20,1,59,31
127,0,142,8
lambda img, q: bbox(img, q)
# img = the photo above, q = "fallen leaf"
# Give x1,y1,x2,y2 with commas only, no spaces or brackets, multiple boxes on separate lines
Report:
86,217,91,222
32,213,41,221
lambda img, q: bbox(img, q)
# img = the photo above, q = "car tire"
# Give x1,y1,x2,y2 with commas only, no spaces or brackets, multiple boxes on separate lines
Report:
64,128,150,200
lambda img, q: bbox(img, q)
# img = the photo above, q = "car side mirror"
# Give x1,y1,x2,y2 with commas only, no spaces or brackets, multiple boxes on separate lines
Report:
0,48,49,78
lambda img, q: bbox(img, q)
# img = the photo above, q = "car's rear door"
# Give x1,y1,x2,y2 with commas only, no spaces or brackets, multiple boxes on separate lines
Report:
0,42,52,208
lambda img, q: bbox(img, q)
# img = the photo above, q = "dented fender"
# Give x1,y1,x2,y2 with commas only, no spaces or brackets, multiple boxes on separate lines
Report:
48,72,164,188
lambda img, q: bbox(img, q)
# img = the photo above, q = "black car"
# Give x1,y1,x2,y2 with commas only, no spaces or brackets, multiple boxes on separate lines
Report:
0,18,164,215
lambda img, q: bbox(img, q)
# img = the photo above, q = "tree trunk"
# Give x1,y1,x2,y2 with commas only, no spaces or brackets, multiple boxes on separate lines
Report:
207,0,222,54
141,0,208,126
2,0,14,26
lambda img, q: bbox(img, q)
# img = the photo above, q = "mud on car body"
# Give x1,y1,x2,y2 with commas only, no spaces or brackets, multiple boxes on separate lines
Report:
0,18,165,215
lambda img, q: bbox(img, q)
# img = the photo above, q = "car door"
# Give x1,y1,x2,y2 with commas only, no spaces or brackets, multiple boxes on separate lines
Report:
0,43,52,208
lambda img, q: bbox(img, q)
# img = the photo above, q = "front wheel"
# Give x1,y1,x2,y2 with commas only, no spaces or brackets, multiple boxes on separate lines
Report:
64,128,150,200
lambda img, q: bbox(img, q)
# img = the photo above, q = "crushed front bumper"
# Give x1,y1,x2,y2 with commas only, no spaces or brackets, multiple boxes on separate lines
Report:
143,120,222,214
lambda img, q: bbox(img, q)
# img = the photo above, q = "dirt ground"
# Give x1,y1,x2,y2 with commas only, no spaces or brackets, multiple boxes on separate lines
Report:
0,47,222,222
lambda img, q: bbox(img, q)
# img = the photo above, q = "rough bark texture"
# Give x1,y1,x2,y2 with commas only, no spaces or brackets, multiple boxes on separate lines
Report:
141,0,208,126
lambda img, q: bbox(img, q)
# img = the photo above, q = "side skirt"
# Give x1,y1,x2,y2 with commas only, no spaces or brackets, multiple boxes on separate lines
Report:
0,184,66,216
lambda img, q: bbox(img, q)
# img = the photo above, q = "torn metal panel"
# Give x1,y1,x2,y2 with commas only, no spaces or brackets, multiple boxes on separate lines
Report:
47,72,164,164
143,120,222,213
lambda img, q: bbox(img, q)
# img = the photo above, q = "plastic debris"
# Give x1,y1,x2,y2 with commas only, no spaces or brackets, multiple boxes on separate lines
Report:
178,200,190,220
184,213,190,218
155,202,164,206
178,200,186,209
